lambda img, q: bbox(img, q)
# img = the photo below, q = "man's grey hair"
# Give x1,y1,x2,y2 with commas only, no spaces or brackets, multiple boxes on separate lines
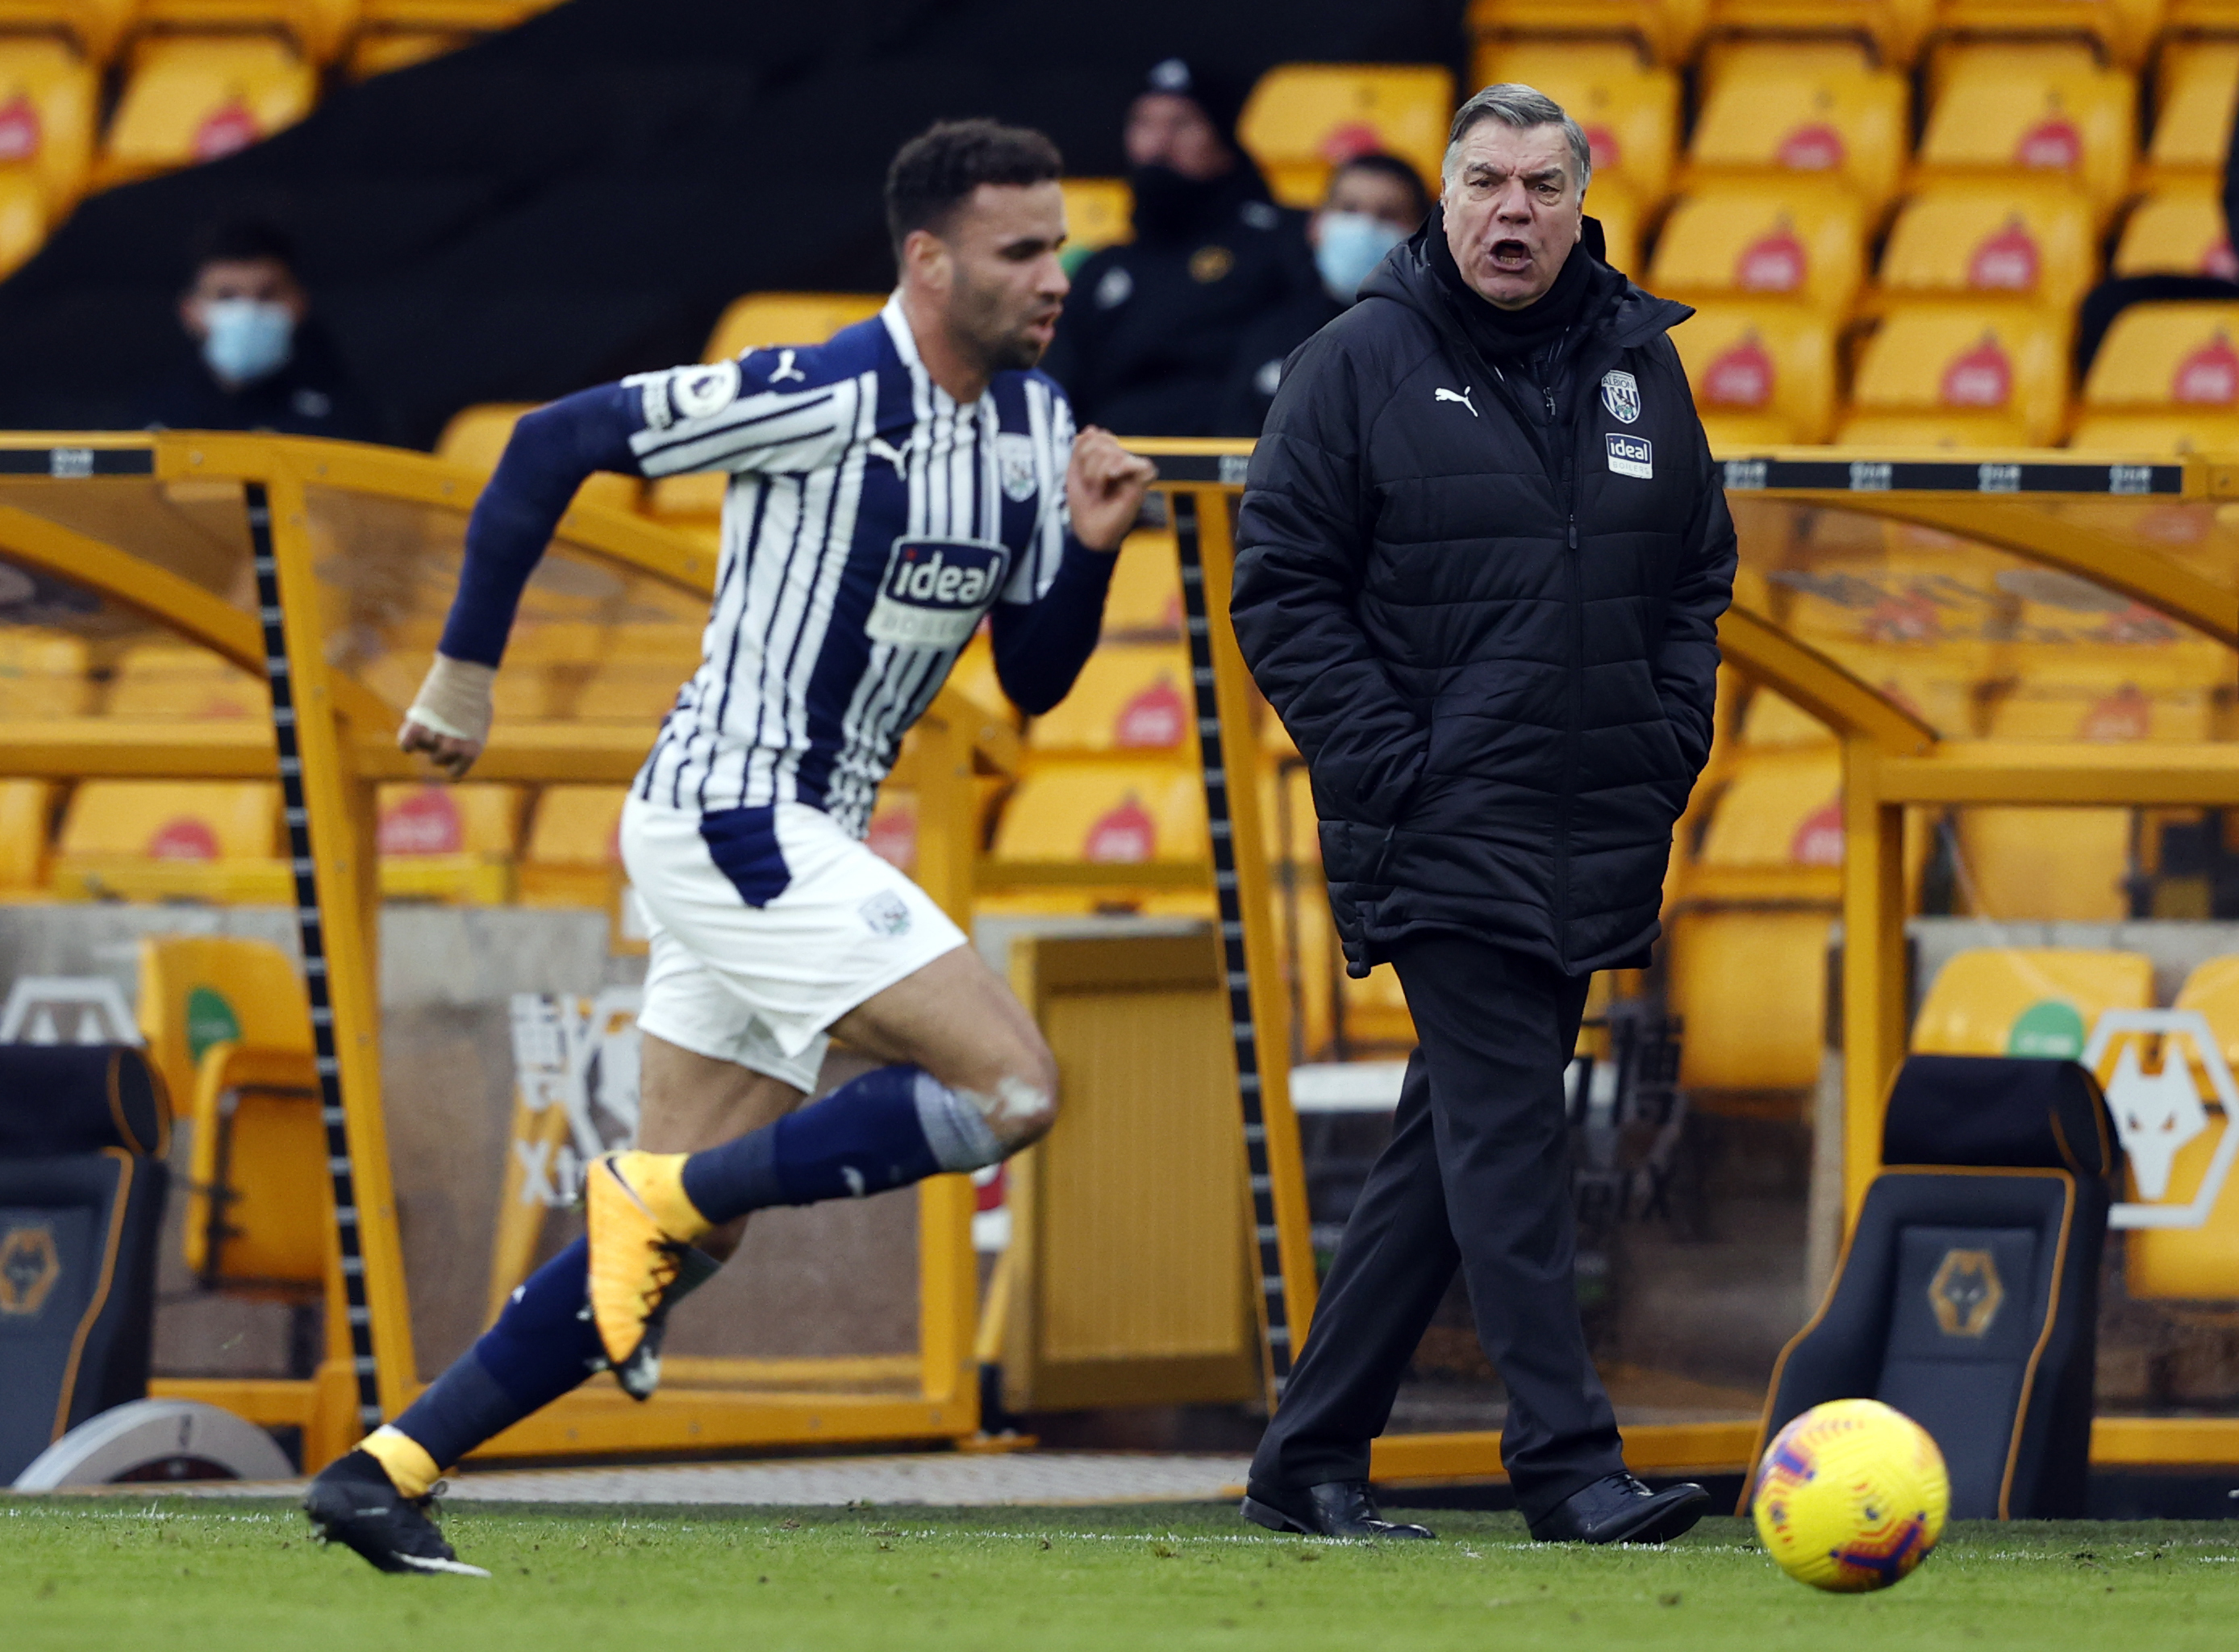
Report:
1442,83,1592,195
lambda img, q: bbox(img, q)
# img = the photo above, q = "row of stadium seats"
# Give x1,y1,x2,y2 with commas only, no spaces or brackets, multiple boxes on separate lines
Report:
0,1,552,65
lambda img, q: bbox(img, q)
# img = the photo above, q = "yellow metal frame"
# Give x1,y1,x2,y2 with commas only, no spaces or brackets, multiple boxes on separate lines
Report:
0,432,993,1466
1135,440,2239,1479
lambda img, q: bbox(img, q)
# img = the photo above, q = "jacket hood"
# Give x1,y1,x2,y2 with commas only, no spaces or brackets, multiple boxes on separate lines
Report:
1360,208,1691,353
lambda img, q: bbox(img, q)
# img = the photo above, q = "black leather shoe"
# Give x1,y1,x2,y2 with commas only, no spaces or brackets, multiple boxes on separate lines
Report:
1241,1479,1435,1541
1528,1473,1710,1545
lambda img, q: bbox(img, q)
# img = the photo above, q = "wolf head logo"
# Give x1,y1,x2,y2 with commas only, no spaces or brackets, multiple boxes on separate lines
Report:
2107,1040,2210,1201
1928,1247,2004,1338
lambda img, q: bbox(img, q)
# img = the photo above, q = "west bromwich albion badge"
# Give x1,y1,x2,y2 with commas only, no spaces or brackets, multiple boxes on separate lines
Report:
995,432,1039,503
1600,369,1641,424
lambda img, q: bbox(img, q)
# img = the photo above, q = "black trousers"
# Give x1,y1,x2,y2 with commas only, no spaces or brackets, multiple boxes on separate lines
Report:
1249,932,1625,1522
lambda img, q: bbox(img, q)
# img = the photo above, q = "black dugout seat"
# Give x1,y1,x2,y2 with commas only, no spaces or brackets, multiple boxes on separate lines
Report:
1746,1055,2117,1520
0,1045,171,1483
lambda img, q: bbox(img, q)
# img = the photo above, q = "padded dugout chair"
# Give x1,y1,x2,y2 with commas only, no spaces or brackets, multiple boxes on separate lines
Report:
0,1045,171,1483
1747,1055,2117,1520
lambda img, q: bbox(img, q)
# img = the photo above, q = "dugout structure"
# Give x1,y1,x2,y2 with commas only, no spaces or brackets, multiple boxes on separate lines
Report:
0,432,1002,1466
1130,439,2239,1486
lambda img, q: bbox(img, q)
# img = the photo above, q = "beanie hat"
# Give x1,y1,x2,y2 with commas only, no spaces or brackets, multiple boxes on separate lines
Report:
1140,56,1253,152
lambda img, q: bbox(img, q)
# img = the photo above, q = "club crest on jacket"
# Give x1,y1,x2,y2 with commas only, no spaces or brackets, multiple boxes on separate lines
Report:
1600,369,1641,424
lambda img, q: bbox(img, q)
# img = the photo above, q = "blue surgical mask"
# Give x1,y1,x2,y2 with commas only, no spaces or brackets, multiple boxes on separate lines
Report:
1315,211,1407,302
200,298,295,386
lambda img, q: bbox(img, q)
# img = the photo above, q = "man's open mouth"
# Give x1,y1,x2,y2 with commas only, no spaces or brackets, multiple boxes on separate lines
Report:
1489,238,1533,269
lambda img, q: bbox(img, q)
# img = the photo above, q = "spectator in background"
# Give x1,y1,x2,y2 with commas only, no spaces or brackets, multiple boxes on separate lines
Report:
1042,57,1327,437
1311,152,1432,307
144,219,379,441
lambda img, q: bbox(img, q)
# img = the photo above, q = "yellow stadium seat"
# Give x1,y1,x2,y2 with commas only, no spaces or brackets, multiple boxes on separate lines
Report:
2147,40,2239,181
1336,961,1415,1049
1814,640,1987,738
1699,1,1934,66
1237,63,1453,211
106,640,269,718
52,779,287,901
138,936,327,1295
1668,909,1833,1091
1874,181,2095,316
1469,0,1708,66
0,778,52,890
943,630,1015,727
1478,40,1680,208
103,35,318,177
1990,651,2216,743
375,781,521,903
2067,411,2239,453
573,625,698,724
1912,945,2151,1054
1027,644,1194,757
348,28,467,78
0,169,40,275
1936,0,2164,68
1060,177,1131,254
358,0,562,27
2082,300,2239,419
699,290,886,363
1101,527,1183,638
990,762,1206,866
1649,181,1865,314
1591,184,1642,275
2125,954,2239,1297
436,403,640,512
1841,303,2069,446
135,1,361,65
1670,301,1837,444
1699,748,1844,868
1915,44,2136,223
1687,44,1908,207
0,2,137,64
0,626,90,716
2112,183,2237,279
0,36,95,211
517,782,624,907
1956,807,2133,918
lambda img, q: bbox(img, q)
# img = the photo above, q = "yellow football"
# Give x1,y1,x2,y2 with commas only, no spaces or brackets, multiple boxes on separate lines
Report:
1751,1398,1950,1592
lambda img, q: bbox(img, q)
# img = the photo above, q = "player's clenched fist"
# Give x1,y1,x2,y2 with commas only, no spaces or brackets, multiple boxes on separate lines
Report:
1066,426,1157,552
398,653,493,780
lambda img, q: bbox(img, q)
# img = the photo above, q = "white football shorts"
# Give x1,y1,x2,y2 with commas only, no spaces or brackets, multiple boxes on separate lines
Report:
619,795,967,1091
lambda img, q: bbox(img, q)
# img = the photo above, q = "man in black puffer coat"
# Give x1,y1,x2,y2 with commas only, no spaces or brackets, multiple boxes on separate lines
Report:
1232,86,1736,1548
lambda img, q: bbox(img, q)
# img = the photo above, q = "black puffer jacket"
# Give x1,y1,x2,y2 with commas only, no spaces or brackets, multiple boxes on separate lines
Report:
1231,220,1737,977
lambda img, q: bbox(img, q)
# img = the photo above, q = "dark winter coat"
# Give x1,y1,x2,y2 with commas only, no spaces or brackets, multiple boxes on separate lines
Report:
1230,219,1737,978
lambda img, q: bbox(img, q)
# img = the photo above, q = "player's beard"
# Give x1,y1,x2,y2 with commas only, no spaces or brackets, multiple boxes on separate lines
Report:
950,266,1052,377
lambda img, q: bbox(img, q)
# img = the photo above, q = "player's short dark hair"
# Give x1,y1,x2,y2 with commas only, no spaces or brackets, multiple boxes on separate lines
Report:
190,218,298,273
1331,151,1432,223
885,119,1063,255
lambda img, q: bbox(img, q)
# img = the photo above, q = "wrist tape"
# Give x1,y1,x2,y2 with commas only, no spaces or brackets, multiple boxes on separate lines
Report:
404,653,496,745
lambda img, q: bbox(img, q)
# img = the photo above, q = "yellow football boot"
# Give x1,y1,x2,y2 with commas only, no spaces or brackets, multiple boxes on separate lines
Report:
585,1151,718,1400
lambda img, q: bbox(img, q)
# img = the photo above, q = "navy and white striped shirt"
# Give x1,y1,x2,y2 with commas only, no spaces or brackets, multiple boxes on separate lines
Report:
440,296,1112,836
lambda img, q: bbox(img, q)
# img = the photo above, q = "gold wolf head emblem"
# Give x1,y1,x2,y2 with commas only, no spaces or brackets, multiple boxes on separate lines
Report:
1928,1247,2005,1338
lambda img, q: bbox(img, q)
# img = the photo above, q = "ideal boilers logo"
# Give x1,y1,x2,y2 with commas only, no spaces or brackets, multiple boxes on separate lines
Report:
866,537,1011,651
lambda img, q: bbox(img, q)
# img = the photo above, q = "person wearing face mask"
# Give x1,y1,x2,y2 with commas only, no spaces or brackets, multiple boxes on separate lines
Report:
1229,85,1735,1549
143,219,379,442
1040,56,1328,437
1311,152,1432,305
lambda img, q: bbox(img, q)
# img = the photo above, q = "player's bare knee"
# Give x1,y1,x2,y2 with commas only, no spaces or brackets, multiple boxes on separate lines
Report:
989,1045,1060,1149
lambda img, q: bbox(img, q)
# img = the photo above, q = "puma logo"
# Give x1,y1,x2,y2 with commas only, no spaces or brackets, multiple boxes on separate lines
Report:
865,436,909,473
1435,386,1478,416
768,348,806,385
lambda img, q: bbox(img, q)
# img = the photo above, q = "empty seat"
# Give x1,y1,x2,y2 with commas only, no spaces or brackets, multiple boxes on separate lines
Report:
1060,178,1131,260
375,781,522,903
105,641,268,719
573,627,700,724
436,403,640,512
1915,44,2135,223
358,0,563,27
51,780,287,902
1026,644,1194,756
1699,0,1934,66
1957,807,2133,919
0,778,51,891
1687,44,1908,207
1668,909,1832,1090
2079,300,2239,419
1592,185,1642,275
2112,183,2237,279
135,0,361,65
0,1,137,64
348,28,468,78
1840,304,2069,446
1478,40,1680,209
0,627,90,716
1914,947,2151,1055
1649,181,1865,314
2147,40,2239,181
1875,182,2095,316
990,763,1206,866
1236,63,1453,210
517,783,623,907
0,36,95,211
0,169,39,274
137,936,324,1295
1468,0,1708,66
1937,0,2163,66
1700,748,1844,868
1100,528,1183,638
103,35,318,177
1813,640,1987,739
1670,301,1837,444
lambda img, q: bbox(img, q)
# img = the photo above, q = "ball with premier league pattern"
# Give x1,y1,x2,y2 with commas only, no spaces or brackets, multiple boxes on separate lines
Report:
1751,1398,1949,1592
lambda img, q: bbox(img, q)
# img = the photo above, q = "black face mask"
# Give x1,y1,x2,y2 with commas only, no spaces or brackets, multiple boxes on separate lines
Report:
1128,163,1226,243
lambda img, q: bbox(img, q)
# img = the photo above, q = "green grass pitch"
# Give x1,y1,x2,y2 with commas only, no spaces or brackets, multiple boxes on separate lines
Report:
5,1496,2236,1650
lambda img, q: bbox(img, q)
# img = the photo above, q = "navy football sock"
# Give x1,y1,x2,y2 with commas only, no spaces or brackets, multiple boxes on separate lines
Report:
387,1237,604,1470
678,1063,1006,1225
